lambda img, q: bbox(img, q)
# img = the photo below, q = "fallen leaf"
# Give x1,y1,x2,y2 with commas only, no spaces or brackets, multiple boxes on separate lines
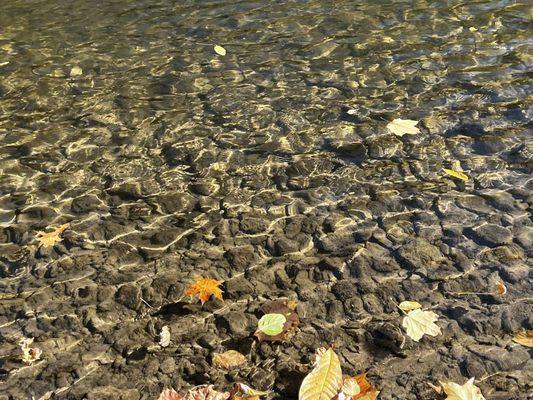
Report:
386,118,420,136
338,374,379,400
495,281,507,296
398,301,422,312
35,223,70,248
230,383,268,399
70,66,83,76
158,388,184,400
402,309,441,342
19,337,42,364
212,350,247,369
186,385,229,400
299,347,343,400
183,277,224,305
512,330,533,347
257,313,286,336
159,326,171,347
214,45,226,56
440,378,486,400
443,168,469,181
255,300,299,342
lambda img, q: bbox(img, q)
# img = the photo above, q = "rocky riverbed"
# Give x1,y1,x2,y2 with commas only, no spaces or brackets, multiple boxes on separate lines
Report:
0,0,532,399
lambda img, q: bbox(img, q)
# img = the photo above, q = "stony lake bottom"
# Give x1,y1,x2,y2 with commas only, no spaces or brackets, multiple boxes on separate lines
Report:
0,0,531,399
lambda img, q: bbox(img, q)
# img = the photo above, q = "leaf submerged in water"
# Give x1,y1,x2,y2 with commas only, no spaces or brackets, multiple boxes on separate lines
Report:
214,45,226,56
443,168,469,181
386,118,420,136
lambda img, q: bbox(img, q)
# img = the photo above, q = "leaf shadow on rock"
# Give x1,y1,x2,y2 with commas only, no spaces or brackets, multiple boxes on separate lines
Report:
155,302,198,318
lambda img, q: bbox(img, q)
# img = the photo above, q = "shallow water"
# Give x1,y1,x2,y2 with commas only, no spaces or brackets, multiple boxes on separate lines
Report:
0,0,532,399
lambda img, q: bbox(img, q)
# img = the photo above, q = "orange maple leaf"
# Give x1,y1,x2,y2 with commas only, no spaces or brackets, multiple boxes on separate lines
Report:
35,223,70,248
183,277,224,305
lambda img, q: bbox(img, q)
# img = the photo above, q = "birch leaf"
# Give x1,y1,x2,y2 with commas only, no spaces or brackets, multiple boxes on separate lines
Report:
159,326,171,347
439,378,486,400
35,223,70,248
212,350,247,369
512,330,533,347
402,309,441,342
443,168,469,181
257,313,286,336
183,277,224,305
387,118,420,136
299,347,343,400
398,301,422,311
214,45,226,56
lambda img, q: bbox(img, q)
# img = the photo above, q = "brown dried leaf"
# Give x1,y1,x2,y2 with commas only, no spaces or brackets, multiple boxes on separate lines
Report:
35,223,70,248
255,300,299,342
158,388,184,400
183,278,224,305
512,330,533,347
495,281,507,296
212,350,247,369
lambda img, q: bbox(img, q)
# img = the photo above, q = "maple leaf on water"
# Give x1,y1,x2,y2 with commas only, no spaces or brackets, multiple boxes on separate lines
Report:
183,278,224,305
439,378,486,400
35,223,70,248
402,309,441,342
337,373,379,400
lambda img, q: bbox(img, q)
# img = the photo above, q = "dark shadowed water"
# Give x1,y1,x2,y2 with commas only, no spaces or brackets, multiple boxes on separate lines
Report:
0,1,532,399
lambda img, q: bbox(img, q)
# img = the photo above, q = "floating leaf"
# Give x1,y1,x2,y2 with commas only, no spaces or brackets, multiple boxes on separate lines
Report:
386,118,420,136
257,313,286,336
159,326,171,347
183,277,224,305
19,337,42,364
158,388,184,400
398,301,422,312
512,330,533,347
439,378,486,400
35,223,70,248
443,168,469,181
299,347,343,400
214,45,226,56
402,309,441,342
212,350,247,369
255,300,299,342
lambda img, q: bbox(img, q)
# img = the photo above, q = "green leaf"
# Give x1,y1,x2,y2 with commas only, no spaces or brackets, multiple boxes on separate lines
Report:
257,313,286,336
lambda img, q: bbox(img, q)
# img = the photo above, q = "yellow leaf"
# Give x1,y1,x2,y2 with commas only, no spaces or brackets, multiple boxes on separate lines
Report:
512,330,533,347
443,168,469,181
398,301,422,311
402,309,441,342
299,347,343,400
212,350,247,369
440,378,486,400
35,223,70,248
214,45,226,56
183,277,224,305
386,118,420,136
